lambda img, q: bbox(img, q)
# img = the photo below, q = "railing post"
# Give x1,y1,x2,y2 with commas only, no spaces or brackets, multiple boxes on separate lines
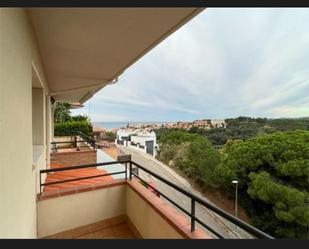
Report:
74,136,77,148
125,162,128,180
53,142,57,153
117,154,132,180
191,198,195,232
129,161,132,180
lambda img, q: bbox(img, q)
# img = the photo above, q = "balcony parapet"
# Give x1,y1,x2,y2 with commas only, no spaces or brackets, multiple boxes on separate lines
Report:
38,158,274,239
37,179,209,239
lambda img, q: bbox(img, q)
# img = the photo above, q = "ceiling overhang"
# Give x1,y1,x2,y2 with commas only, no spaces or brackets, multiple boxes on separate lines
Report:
28,8,204,104
68,103,84,109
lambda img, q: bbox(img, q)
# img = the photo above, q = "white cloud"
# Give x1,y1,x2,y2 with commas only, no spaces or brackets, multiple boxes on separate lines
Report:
73,8,309,121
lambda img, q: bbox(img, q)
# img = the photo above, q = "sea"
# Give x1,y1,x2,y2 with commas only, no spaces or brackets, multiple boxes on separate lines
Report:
93,121,165,130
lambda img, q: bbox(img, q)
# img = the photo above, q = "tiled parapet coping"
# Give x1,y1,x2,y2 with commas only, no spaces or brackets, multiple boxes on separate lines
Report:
37,179,211,239
37,179,125,201
126,179,211,239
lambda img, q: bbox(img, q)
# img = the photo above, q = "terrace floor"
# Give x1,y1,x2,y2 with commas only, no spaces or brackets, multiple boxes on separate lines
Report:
44,215,139,239
43,162,113,192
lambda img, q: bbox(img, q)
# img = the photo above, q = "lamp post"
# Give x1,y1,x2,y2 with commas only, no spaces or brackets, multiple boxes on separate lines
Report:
232,180,238,218
232,180,239,231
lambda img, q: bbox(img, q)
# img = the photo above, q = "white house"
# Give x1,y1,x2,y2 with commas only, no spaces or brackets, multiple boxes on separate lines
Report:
116,129,158,157
210,119,227,128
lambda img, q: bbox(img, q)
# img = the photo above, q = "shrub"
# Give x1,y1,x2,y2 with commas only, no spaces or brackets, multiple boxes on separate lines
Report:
54,120,93,137
103,131,116,142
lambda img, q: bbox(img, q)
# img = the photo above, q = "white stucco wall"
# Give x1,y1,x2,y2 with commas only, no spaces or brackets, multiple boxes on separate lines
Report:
0,8,49,238
37,185,127,238
126,187,183,239
38,184,185,239
130,135,156,147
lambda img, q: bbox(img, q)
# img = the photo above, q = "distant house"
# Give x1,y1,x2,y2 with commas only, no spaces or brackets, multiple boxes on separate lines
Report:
210,119,227,128
116,129,158,157
116,129,132,146
93,126,105,141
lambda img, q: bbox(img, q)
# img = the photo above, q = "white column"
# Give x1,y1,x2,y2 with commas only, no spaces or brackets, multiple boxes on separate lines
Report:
45,95,52,168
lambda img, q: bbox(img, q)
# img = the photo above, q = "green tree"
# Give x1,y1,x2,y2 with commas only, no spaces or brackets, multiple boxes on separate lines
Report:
185,137,221,188
104,131,116,142
53,102,71,123
156,130,221,189
53,102,93,137
216,130,309,238
71,115,89,122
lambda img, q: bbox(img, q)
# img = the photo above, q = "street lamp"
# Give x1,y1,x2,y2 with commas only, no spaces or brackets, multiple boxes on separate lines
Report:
232,180,238,218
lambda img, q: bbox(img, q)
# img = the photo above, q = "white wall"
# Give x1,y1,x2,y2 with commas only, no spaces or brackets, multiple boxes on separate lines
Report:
37,185,127,238
126,186,183,238
0,9,49,238
38,184,185,239
130,135,155,147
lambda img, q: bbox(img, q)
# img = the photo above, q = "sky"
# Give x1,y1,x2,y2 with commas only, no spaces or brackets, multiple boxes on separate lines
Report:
72,8,309,123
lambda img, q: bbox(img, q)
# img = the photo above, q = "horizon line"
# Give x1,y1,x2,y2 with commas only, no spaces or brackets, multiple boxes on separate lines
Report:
91,116,309,123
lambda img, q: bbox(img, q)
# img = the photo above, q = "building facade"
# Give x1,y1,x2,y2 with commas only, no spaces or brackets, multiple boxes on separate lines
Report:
0,8,204,238
116,129,158,157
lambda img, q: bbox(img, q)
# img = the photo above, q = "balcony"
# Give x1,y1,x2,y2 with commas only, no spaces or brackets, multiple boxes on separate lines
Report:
50,133,97,166
37,156,274,239
51,132,96,153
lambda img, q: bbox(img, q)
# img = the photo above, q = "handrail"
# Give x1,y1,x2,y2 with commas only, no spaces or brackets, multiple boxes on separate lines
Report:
130,160,274,239
51,132,97,151
77,131,96,147
39,159,274,239
51,141,93,144
41,160,123,173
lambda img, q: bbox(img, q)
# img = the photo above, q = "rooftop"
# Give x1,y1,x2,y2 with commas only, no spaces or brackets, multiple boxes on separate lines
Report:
93,126,105,132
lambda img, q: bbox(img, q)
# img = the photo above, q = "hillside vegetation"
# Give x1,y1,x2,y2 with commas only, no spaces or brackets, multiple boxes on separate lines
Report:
155,117,309,238
187,116,309,146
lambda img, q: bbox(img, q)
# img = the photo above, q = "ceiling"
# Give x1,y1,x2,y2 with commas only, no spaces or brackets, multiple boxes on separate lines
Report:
28,8,204,104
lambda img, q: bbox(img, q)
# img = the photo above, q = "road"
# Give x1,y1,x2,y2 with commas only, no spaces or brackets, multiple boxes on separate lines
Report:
118,145,253,239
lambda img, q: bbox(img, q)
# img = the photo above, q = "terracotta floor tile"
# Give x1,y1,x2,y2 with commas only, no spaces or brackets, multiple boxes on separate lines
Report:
43,162,114,192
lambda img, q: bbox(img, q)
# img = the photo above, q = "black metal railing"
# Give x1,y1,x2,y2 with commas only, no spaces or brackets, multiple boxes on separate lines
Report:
51,131,96,152
39,159,274,239
76,131,96,148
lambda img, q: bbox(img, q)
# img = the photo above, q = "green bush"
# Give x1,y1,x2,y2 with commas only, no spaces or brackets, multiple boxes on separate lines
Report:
54,120,93,137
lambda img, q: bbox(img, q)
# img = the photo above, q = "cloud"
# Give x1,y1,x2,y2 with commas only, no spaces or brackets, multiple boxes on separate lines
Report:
96,93,201,115
72,8,309,122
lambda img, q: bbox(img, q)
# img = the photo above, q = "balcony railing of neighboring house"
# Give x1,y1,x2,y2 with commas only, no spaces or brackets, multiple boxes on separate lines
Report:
39,159,274,239
51,131,97,152
76,131,97,148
